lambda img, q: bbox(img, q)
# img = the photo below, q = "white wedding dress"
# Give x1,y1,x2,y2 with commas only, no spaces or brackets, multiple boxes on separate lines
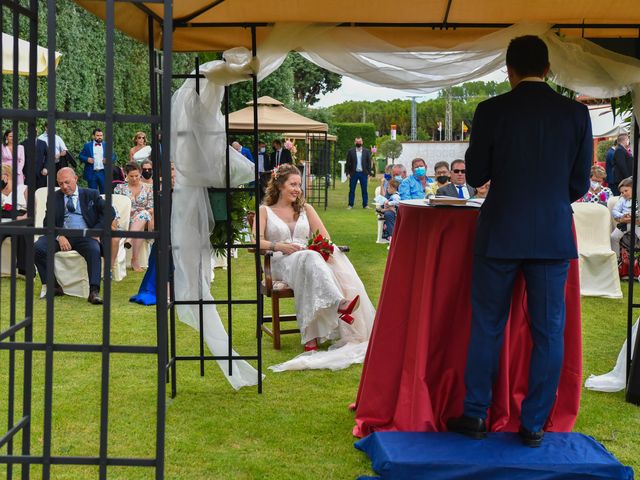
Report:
264,206,375,371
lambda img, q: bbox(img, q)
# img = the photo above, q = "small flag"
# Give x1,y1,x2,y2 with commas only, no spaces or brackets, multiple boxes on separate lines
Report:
462,121,469,133
437,121,442,131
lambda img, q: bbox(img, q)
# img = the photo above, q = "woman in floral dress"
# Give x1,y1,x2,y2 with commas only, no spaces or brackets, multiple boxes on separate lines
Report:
114,162,154,271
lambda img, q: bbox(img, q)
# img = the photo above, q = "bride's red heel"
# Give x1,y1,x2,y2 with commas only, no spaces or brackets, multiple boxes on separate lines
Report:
304,339,318,352
338,295,360,325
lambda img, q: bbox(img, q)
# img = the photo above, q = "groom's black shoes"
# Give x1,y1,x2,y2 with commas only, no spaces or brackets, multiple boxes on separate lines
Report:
518,427,544,447
446,415,487,439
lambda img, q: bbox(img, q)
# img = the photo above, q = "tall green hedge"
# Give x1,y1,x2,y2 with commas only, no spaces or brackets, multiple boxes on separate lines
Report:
2,0,193,175
334,122,376,162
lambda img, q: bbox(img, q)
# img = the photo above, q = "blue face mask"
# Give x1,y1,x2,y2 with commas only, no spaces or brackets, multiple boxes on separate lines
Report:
414,167,426,177
384,173,392,180
394,175,403,182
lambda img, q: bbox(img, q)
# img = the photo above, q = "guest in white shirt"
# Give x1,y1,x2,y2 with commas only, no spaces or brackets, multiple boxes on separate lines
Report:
611,177,640,258
78,128,117,194
38,122,68,171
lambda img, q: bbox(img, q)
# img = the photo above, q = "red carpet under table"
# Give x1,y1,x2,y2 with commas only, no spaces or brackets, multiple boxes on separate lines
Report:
353,203,582,437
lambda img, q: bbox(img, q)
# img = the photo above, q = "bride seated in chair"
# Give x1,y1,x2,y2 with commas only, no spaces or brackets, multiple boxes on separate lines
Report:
256,164,375,357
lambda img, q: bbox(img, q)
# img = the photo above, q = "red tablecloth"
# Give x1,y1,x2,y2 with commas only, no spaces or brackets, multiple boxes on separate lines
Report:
353,203,582,437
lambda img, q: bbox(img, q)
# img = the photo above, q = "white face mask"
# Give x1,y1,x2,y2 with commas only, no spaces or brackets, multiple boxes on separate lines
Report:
260,147,266,153
590,180,601,190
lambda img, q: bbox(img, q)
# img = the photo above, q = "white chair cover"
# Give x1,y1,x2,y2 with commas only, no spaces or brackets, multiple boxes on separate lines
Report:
607,195,619,232
572,202,622,298
110,194,131,281
35,188,129,297
1,236,12,276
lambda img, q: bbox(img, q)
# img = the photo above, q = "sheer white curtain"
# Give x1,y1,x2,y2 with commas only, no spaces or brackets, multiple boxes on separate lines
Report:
171,23,640,388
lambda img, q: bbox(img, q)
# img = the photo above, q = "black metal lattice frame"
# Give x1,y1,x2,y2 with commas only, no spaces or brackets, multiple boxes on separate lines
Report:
168,27,264,397
0,0,173,478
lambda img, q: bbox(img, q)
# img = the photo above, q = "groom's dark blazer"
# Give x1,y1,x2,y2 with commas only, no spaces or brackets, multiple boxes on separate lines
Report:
466,81,592,260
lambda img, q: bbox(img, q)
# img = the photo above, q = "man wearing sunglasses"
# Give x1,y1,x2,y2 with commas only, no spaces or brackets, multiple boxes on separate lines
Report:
435,159,475,198
447,35,591,447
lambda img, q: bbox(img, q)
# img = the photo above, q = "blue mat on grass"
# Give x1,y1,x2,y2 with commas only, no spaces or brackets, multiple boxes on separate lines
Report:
355,432,633,480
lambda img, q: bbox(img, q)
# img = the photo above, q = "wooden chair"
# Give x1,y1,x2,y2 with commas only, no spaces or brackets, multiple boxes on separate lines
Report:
248,211,349,349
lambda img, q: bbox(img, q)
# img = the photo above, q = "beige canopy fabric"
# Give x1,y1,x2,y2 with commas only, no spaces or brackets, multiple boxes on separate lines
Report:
2,33,61,76
228,96,328,133
75,1,640,52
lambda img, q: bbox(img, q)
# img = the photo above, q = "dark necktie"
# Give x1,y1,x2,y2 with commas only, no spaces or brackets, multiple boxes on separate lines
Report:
66,195,75,213
457,185,464,199
276,150,281,167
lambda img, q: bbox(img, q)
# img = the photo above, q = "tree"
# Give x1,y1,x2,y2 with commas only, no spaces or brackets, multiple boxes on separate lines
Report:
378,139,403,161
288,52,342,105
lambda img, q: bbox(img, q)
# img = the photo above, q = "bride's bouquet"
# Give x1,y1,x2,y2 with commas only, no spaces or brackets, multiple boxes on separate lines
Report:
307,230,334,261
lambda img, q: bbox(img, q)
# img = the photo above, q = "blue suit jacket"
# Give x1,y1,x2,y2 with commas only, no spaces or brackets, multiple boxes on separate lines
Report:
49,187,109,230
465,81,592,259
78,141,117,181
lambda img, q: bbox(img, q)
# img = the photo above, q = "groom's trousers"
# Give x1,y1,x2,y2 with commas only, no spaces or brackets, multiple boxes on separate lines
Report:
462,255,570,433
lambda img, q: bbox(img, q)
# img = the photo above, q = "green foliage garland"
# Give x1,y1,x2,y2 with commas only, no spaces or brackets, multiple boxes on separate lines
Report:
208,188,253,258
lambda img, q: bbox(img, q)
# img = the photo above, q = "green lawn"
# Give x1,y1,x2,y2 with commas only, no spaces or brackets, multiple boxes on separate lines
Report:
1,179,640,479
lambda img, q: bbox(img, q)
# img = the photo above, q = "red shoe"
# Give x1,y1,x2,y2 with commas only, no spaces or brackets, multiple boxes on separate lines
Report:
304,339,318,352
338,295,360,325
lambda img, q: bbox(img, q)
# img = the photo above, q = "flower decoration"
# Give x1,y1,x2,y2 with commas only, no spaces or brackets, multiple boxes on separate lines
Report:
284,138,298,162
307,230,334,261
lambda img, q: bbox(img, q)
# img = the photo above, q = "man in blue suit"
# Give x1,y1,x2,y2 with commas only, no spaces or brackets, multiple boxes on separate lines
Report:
34,167,110,304
78,128,117,193
447,36,592,447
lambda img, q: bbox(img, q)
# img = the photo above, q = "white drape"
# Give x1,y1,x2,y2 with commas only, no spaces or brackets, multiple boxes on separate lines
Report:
171,23,640,388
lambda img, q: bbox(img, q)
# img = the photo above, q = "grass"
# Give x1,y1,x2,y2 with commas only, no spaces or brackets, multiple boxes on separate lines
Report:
1,179,639,479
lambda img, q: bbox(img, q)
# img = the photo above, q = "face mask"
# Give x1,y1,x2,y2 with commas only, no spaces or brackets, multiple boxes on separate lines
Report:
590,180,601,190
437,175,449,184
384,173,392,180
260,147,266,153
141,170,153,180
355,143,363,148
394,175,403,182
0,179,6,190
414,167,426,177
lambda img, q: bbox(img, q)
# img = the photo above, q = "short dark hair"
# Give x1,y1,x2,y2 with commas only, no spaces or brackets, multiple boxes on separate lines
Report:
451,159,465,170
434,161,450,172
506,35,549,78
272,139,282,147
92,128,103,136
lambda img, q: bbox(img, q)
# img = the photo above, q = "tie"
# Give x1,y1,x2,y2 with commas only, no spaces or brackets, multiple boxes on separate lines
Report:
276,150,281,167
457,185,464,199
66,195,75,213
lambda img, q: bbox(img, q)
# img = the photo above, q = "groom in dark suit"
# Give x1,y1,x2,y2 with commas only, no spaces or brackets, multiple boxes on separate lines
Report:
34,167,109,304
447,36,592,446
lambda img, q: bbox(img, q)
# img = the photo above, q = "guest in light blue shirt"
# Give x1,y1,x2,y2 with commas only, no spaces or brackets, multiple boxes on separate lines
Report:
399,158,432,200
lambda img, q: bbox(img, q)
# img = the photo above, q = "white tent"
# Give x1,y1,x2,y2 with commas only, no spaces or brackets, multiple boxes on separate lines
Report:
589,104,629,138
2,32,61,76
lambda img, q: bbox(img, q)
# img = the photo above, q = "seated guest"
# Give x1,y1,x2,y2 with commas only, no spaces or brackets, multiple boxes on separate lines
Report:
399,158,432,200
382,179,401,241
380,164,393,196
1,164,28,274
611,177,639,259
577,165,613,206
140,159,154,186
473,181,491,199
425,160,450,197
436,159,476,198
114,162,154,272
34,167,108,304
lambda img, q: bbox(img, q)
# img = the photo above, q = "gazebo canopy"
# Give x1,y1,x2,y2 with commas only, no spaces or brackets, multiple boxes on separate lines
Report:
228,96,328,133
75,1,640,52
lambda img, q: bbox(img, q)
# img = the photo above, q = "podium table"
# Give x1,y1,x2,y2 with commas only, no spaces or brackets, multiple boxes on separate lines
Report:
353,200,582,437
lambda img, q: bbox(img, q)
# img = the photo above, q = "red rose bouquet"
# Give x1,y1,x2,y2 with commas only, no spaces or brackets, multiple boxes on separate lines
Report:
307,230,334,261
